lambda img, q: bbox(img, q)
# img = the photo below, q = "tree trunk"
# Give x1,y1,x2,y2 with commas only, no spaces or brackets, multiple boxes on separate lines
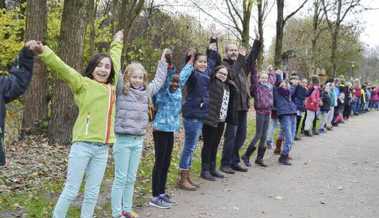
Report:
22,0,48,134
88,0,98,57
274,0,284,68
48,0,89,145
0,0,6,8
331,27,339,77
257,0,264,70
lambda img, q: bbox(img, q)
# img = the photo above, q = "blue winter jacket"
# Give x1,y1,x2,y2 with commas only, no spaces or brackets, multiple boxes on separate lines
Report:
1,47,34,135
152,64,193,132
292,85,307,112
274,86,297,117
182,49,219,120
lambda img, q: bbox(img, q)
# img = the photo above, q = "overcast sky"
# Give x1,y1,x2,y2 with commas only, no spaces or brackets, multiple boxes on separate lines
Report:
158,0,379,49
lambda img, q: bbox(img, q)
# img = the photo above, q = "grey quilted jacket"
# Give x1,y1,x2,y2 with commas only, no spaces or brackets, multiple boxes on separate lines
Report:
114,61,167,135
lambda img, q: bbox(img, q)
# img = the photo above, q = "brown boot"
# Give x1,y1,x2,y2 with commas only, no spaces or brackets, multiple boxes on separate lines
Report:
187,169,200,188
176,169,196,191
274,138,282,155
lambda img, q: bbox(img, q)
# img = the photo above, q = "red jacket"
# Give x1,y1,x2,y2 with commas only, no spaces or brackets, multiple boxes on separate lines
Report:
304,86,321,112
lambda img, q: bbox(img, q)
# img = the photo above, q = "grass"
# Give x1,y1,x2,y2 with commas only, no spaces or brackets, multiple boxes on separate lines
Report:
0,112,258,217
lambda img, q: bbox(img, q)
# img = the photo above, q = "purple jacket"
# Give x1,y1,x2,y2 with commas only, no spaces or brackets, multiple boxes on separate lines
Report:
250,64,274,115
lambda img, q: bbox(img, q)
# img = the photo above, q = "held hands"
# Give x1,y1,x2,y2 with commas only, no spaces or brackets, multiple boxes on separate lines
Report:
25,40,44,55
161,48,171,63
239,47,247,56
186,48,196,64
113,30,124,43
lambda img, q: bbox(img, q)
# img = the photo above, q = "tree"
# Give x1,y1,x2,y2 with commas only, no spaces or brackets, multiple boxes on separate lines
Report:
48,0,90,145
310,0,327,74
274,0,308,67
117,0,145,64
255,0,274,69
0,0,6,9
321,0,361,77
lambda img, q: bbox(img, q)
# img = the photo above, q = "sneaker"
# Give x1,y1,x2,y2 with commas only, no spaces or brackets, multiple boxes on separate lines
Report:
149,197,172,209
255,159,268,167
319,128,326,134
121,211,138,218
241,155,252,167
220,166,235,174
160,194,177,205
231,164,248,172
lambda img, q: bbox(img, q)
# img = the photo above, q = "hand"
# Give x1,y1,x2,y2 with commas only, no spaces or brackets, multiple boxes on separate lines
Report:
26,40,44,54
209,43,217,51
161,48,171,63
186,48,196,64
113,30,124,42
239,47,247,56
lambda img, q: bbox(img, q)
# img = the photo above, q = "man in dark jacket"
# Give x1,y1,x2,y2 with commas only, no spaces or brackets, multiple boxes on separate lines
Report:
220,40,261,174
1,45,35,166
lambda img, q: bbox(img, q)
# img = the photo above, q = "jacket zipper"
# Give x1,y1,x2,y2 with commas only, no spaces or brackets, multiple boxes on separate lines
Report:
105,85,115,144
85,114,90,136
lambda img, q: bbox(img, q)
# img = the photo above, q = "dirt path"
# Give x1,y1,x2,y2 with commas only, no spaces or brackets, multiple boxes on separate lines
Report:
137,112,379,218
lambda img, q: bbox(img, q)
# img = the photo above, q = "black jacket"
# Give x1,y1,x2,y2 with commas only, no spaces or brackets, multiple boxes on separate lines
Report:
0,47,34,136
224,40,261,124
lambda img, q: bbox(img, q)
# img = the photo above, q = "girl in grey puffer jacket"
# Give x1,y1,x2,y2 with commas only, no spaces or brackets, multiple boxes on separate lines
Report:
111,49,169,218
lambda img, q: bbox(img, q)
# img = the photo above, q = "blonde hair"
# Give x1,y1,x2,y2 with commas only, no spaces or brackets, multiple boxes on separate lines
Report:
123,62,148,95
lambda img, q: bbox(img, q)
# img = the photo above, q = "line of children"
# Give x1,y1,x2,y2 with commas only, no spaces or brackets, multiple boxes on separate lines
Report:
18,30,378,217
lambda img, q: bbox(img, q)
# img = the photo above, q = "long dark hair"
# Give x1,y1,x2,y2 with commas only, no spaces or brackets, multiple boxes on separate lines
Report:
83,53,115,84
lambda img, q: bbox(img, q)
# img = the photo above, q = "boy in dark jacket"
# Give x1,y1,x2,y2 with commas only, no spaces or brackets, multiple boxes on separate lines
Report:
1,44,35,166
291,75,307,140
319,83,332,133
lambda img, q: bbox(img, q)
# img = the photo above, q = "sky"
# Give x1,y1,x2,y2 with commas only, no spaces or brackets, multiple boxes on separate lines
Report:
157,0,379,49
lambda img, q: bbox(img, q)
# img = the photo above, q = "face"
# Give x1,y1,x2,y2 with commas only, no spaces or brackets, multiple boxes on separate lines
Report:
92,57,112,83
169,75,180,93
259,73,269,83
226,44,239,61
194,55,207,72
129,70,145,89
215,68,228,82
301,79,308,87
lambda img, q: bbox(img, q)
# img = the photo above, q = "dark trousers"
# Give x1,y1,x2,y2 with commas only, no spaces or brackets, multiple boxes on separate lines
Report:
221,111,247,167
296,114,303,136
152,131,174,197
201,122,225,171
244,113,269,160
0,133,5,166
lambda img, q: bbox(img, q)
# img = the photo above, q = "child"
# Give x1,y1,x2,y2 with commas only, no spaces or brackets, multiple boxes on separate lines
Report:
292,77,307,140
326,81,337,130
111,49,170,218
201,64,236,180
352,79,361,115
177,37,219,190
304,75,321,137
274,80,298,165
319,83,332,133
29,31,123,218
0,43,34,167
149,50,194,209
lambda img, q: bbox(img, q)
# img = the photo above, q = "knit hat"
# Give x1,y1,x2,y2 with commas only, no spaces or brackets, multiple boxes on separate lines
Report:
311,75,320,85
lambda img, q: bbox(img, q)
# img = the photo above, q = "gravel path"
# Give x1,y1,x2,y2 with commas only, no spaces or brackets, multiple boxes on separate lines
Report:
137,112,379,218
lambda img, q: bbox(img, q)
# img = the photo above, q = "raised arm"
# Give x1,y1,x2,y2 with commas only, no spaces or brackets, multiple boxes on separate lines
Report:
148,49,169,96
249,62,258,98
110,30,123,84
1,47,34,103
206,37,221,76
246,39,262,72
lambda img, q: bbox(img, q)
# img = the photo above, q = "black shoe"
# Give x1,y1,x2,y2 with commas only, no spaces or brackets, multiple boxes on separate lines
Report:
304,130,312,137
255,159,268,167
220,166,235,174
200,170,216,181
313,129,319,135
278,155,292,166
231,164,248,172
210,169,224,178
294,136,301,141
241,155,252,167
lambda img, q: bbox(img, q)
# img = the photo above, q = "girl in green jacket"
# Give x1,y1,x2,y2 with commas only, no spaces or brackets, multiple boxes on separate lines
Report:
28,31,123,218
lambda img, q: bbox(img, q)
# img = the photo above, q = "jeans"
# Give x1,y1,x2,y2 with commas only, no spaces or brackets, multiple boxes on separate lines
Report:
244,114,270,159
179,118,203,169
221,111,247,167
279,115,296,156
152,131,174,197
266,117,280,146
111,134,144,217
53,142,109,218
201,122,225,170
352,98,361,114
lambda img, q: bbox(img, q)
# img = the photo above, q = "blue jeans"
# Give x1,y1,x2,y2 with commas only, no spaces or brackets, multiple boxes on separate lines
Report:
352,98,361,114
266,117,280,146
179,118,203,169
279,115,296,156
221,111,247,167
53,142,109,218
111,134,144,217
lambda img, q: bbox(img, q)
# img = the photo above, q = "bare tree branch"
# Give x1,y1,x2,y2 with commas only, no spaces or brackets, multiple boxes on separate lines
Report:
284,0,309,24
